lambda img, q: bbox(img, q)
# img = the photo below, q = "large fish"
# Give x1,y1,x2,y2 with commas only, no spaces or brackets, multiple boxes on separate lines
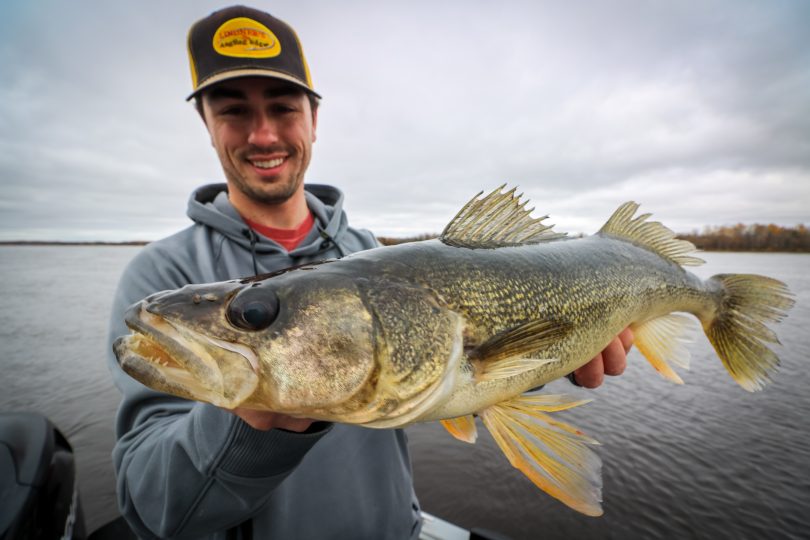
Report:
114,186,794,515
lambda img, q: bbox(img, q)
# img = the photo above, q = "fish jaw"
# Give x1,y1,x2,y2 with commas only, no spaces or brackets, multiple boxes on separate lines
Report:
114,302,260,409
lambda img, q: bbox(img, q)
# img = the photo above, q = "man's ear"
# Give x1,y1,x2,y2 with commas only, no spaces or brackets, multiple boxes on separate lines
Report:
194,97,208,125
311,105,318,143
196,98,216,147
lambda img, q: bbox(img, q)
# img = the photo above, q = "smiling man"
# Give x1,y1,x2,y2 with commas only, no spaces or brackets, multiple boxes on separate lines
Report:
107,5,631,539
201,80,316,221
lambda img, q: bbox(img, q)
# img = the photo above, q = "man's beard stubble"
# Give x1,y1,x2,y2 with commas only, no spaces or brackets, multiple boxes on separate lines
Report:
236,176,302,205
229,146,306,205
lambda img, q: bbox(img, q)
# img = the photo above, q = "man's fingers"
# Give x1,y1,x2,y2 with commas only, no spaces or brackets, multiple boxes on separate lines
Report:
231,408,314,432
573,353,604,389
619,327,634,353
571,328,632,388
601,336,627,376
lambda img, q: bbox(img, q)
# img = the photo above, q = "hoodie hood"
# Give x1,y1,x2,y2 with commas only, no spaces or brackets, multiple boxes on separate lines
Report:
187,183,352,257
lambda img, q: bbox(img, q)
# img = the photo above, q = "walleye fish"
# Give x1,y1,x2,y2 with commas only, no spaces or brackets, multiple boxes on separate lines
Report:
114,186,794,516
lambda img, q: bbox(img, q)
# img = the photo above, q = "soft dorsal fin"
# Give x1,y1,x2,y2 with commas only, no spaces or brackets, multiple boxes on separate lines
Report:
441,185,566,249
598,201,704,266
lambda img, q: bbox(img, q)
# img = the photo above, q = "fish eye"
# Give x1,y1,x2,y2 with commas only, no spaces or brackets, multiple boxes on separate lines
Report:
227,289,279,331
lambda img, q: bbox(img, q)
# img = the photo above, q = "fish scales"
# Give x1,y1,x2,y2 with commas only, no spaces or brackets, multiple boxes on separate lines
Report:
114,186,794,516
338,235,712,420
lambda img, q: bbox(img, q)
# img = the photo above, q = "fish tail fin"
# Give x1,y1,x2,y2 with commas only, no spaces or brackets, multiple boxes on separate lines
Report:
479,394,603,516
703,274,794,391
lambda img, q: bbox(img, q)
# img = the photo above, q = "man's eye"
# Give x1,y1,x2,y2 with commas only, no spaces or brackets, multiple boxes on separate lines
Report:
220,106,247,116
272,104,296,114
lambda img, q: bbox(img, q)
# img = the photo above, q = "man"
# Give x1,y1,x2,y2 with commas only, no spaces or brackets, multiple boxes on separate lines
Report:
107,6,632,539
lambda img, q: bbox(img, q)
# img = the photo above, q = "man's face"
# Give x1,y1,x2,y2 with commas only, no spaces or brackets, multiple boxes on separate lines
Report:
201,77,318,206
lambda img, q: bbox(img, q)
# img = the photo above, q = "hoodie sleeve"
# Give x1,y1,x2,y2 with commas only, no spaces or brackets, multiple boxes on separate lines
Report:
107,243,331,539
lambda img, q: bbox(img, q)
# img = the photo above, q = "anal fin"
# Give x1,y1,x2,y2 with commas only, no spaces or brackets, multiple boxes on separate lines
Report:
440,415,478,443
479,394,602,516
631,313,696,384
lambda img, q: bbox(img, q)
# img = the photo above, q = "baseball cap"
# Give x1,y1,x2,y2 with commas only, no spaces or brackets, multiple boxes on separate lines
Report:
186,5,320,101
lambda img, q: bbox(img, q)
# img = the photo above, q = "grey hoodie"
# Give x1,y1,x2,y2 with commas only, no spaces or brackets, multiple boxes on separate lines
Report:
107,183,422,539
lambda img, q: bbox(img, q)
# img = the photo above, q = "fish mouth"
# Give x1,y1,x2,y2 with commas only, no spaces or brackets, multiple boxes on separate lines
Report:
114,303,260,409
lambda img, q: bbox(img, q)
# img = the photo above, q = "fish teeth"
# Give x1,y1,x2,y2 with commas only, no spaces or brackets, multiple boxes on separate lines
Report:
148,356,170,367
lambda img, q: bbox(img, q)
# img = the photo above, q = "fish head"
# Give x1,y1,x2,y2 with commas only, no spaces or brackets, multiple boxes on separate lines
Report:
114,267,377,414
114,279,263,409
114,262,464,425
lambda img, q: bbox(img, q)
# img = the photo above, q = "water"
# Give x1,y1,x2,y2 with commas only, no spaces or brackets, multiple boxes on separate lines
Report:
1,247,808,538
0,246,137,531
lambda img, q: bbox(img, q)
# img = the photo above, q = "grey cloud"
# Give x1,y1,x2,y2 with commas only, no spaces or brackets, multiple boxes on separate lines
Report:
1,0,808,240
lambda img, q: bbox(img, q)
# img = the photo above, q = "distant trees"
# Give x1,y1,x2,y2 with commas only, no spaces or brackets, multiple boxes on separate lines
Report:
677,224,810,252
377,233,438,246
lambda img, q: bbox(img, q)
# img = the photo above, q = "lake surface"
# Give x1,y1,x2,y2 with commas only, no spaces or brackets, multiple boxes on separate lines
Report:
1,247,808,538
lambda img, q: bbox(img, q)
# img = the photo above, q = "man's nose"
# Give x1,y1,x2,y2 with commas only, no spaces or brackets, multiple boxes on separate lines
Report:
248,115,280,147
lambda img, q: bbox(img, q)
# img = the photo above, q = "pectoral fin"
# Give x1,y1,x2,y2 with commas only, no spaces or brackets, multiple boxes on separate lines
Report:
631,313,696,384
479,394,602,516
469,319,571,384
470,319,572,366
440,415,478,443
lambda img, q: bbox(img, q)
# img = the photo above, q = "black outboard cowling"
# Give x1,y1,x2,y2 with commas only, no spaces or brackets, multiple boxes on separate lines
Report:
0,412,86,539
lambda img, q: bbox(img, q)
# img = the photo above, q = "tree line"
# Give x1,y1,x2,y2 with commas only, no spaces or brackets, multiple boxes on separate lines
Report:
677,224,809,252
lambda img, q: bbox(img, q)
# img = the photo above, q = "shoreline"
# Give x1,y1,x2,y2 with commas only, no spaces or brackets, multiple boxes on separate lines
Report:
1,240,808,253
0,241,150,246
0,238,810,253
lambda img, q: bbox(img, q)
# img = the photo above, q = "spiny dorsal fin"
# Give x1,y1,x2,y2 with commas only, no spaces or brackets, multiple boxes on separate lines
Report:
598,202,704,266
479,394,602,516
441,185,567,249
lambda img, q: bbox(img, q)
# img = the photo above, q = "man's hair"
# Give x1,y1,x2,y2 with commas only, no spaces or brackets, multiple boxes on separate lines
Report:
194,91,320,121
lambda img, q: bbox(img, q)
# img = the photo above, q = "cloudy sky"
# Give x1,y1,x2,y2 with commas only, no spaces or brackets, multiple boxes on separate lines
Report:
1,0,808,240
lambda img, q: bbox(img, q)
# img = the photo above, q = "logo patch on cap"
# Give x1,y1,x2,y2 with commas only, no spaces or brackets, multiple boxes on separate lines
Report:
212,17,281,58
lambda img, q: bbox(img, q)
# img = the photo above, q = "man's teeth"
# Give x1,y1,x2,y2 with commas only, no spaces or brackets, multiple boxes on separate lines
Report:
252,158,285,169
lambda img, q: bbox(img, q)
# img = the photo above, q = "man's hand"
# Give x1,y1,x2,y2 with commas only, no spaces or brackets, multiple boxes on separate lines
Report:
571,327,634,388
231,408,315,432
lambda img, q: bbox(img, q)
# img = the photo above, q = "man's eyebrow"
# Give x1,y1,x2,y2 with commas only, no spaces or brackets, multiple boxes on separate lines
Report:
263,86,303,99
207,87,246,101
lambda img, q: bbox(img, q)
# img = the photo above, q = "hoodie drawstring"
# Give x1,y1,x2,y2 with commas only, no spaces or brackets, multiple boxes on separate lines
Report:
242,228,260,276
319,229,347,258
